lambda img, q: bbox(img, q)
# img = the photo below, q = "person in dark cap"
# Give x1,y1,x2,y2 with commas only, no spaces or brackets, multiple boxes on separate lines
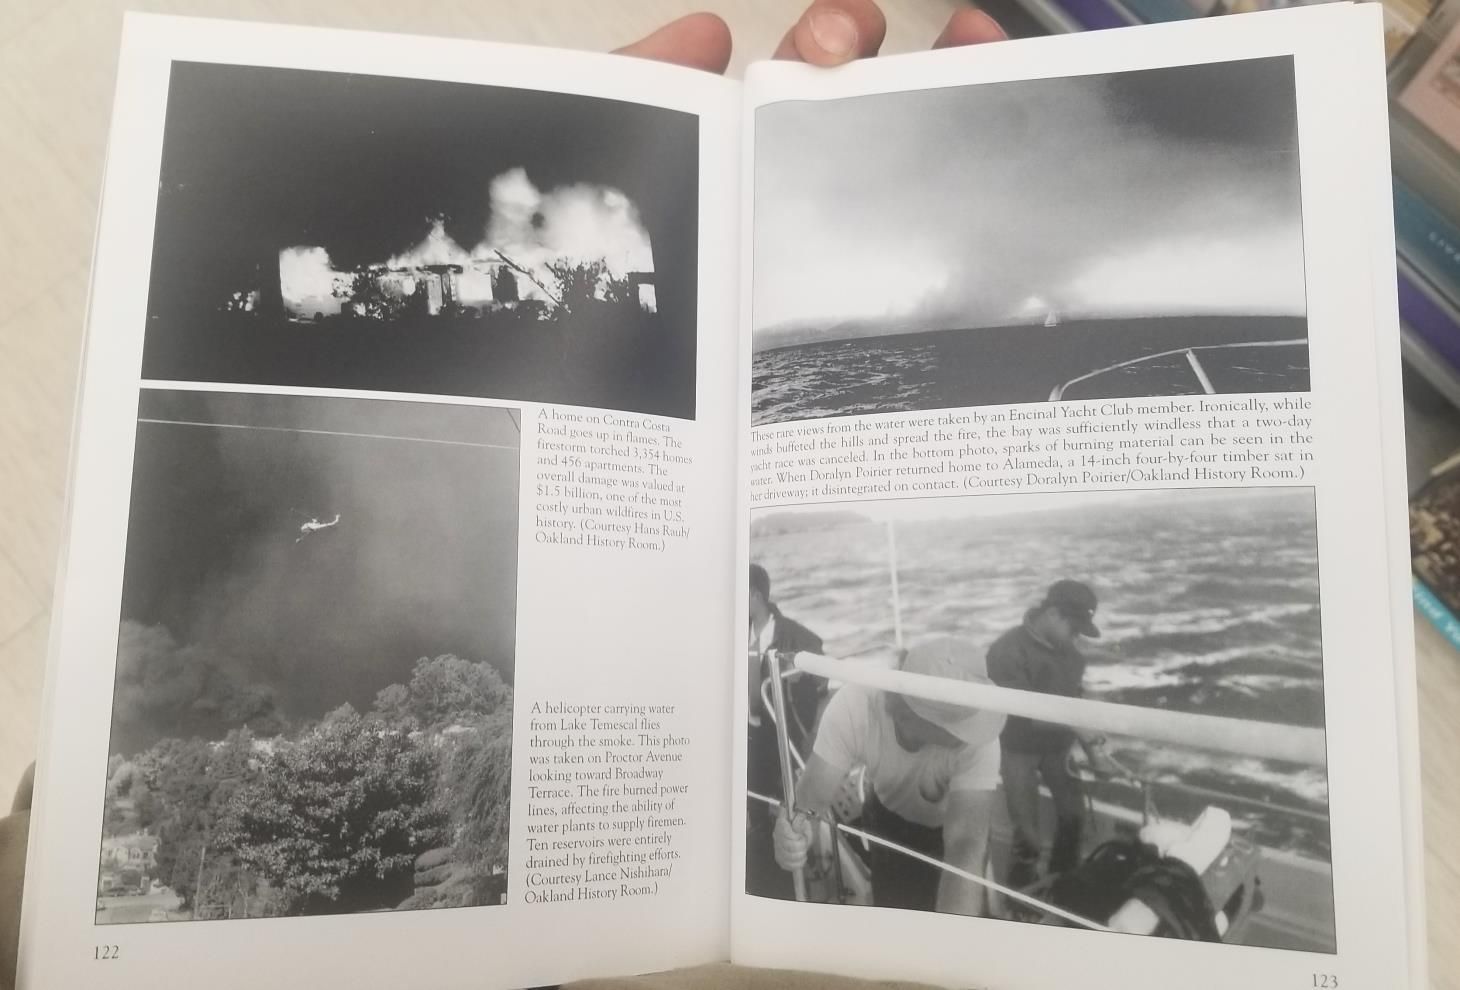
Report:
986,580,1118,890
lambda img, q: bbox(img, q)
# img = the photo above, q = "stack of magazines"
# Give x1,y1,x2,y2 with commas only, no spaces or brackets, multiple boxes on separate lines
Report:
1016,0,1460,401
1386,1,1460,403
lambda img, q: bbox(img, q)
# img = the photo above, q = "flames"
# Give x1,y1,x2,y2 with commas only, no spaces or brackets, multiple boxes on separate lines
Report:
279,246,350,319
279,168,653,316
387,219,471,269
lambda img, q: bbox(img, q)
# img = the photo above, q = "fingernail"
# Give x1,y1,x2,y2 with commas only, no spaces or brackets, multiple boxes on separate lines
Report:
972,10,1008,40
808,9,859,59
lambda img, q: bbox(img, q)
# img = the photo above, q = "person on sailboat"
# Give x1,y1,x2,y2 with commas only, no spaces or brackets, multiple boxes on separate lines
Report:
747,563,825,899
986,579,1120,890
771,636,1005,915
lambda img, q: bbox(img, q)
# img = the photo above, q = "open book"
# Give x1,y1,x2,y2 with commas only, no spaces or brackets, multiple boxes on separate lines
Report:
17,4,1424,989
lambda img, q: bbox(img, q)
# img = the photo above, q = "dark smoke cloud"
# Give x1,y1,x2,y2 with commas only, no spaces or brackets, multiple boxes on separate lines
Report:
111,392,519,754
112,620,285,750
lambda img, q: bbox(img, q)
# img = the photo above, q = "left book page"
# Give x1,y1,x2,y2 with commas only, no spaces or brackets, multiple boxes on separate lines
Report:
18,15,741,990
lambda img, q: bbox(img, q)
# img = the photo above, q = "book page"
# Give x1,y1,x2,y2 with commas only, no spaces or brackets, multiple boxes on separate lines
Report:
732,5,1420,988
18,15,740,990
1359,9,1430,981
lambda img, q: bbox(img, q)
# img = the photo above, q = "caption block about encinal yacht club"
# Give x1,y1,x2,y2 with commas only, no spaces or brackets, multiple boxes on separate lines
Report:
750,395,1315,506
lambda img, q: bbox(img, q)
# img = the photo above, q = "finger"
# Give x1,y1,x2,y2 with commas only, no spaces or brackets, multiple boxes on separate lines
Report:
933,8,1008,49
10,766,32,815
614,12,733,75
0,809,28,990
778,845,807,869
773,0,888,67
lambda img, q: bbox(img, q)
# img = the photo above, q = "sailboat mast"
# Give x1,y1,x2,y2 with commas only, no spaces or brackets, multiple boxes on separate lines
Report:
887,521,904,652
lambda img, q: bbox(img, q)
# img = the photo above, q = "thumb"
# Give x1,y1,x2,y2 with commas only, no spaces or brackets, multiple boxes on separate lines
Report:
614,13,733,75
773,0,887,67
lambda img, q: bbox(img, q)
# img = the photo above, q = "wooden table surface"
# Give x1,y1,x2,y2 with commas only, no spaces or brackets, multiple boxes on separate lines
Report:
0,1,1454,985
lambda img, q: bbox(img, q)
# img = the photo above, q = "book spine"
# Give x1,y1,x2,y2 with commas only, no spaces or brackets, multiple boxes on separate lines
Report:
1394,179,1460,303
1413,578,1460,652
1118,0,1201,23
1049,0,1138,30
1398,268,1460,373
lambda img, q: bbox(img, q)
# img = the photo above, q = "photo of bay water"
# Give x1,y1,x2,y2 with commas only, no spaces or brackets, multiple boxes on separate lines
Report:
751,58,1310,428
752,316,1309,427
749,487,1329,861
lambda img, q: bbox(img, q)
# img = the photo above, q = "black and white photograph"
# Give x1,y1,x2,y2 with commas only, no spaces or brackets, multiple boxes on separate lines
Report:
745,487,1332,950
96,390,518,923
143,63,700,419
751,58,1308,427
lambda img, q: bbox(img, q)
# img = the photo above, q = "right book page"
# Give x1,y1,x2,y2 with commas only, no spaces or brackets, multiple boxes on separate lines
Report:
731,5,1421,988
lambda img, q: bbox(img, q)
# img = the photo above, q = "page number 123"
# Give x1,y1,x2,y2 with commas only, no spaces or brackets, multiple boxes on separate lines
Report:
1312,976,1338,988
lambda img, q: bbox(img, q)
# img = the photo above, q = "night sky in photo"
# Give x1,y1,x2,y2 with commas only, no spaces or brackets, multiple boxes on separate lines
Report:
110,390,520,754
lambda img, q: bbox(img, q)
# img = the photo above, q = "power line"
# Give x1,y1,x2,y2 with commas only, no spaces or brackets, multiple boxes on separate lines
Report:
137,418,519,451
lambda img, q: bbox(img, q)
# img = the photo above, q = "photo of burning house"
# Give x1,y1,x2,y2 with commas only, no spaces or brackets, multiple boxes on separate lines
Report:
143,63,698,419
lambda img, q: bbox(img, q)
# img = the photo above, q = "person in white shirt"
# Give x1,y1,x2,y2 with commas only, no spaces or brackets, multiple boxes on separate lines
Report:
772,636,1005,914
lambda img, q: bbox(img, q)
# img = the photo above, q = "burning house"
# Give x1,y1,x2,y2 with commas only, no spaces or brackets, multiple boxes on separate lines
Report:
346,263,468,320
257,249,653,324
233,170,659,324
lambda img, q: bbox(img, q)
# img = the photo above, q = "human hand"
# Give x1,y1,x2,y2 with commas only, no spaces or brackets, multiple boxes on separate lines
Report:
1085,743,1123,780
772,810,815,872
1,766,34,990
615,1,1006,75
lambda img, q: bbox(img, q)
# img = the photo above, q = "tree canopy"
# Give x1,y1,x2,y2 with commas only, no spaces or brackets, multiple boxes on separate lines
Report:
100,653,513,918
220,706,446,914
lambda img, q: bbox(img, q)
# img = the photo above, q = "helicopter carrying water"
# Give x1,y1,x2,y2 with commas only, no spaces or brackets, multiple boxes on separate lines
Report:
291,510,341,543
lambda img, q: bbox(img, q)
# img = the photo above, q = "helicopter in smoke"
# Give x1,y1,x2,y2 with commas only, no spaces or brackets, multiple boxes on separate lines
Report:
291,510,341,543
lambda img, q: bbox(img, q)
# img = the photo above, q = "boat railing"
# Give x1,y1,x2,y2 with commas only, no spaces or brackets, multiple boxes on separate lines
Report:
783,650,1326,767
756,650,1328,933
762,657,1329,824
1048,338,1309,402
1075,766,1330,824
